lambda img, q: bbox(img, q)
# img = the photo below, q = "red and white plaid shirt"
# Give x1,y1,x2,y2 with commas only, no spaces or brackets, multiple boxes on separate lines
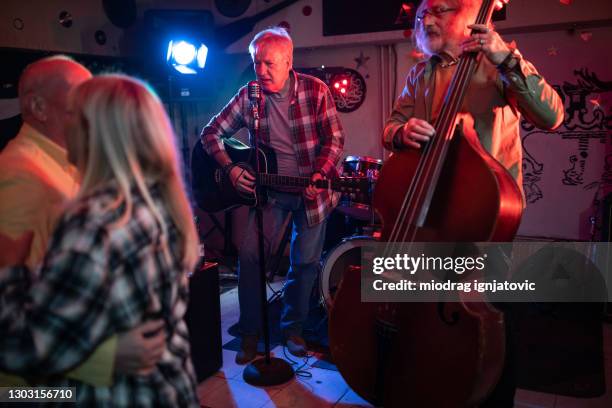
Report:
201,71,345,226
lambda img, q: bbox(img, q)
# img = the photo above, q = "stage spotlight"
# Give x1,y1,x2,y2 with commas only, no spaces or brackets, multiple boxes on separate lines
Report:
166,39,208,75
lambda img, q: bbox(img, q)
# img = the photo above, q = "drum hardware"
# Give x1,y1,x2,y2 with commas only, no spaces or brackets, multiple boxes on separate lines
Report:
319,235,376,311
320,155,383,311
339,155,383,222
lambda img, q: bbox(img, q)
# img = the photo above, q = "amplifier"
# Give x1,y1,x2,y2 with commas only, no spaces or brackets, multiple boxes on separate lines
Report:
602,193,612,242
185,261,223,381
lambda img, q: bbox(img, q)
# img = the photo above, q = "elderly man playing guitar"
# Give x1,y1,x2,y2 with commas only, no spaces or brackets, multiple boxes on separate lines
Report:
200,27,345,364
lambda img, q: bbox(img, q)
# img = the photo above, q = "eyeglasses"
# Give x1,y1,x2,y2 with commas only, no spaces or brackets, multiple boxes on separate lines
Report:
415,6,458,23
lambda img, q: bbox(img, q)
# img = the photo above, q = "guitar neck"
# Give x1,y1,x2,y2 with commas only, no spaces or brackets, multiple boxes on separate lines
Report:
258,173,328,189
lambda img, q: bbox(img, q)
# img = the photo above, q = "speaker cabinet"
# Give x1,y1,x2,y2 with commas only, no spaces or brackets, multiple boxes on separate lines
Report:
603,193,612,242
185,261,223,381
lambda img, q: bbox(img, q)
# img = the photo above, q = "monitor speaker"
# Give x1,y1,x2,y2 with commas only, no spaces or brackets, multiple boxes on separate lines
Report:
185,261,223,381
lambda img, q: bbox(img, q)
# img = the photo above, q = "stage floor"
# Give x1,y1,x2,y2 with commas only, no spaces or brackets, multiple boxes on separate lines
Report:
196,279,612,408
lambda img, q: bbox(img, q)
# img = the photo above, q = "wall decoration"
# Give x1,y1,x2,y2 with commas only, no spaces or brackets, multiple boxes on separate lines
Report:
214,0,251,18
580,31,593,42
354,51,370,71
296,66,367,113
332,68,367,113
394,3,414,26
58,11,73,28
95,30,107,46
12,18,24,31
522,154,544,204
521,69,611,205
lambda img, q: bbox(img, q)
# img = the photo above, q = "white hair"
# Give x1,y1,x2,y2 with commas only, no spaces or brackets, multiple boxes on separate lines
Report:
248,26,293,63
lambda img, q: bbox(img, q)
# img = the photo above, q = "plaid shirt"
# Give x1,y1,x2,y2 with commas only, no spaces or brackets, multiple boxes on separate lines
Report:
0,184,199,407
201,71,345,226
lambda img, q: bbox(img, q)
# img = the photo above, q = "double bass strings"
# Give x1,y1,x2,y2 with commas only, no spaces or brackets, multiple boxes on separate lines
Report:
384,0,495,259
401,0,494,245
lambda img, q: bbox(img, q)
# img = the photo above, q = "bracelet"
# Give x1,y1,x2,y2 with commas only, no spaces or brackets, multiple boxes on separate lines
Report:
497,48,518,72
392,131,403,150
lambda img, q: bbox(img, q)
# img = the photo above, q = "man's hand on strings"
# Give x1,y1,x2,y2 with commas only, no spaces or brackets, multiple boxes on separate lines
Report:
462,24,511,66
305,172,324,201
229,165,256,194
395,118,435,149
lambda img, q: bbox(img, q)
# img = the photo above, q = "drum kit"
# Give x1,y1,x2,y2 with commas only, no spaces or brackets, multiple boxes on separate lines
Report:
319,155,382,311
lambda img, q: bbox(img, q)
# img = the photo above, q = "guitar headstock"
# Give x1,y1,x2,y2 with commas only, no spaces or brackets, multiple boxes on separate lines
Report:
334,176,369,194
328,176,371,204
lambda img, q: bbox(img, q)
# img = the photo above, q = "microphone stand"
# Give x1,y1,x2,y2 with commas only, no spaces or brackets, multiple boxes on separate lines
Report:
243,90,294,386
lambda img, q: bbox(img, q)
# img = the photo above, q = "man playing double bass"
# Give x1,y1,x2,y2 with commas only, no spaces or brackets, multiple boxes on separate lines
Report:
384,0,563,190
382,0,564,406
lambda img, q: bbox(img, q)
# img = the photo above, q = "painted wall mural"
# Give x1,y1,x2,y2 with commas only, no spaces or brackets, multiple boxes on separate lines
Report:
520,68,612,239
522,69,611,202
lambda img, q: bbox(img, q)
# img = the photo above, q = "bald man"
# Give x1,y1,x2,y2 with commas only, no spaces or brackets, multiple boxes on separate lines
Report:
0,56,165,386
0,56,90,269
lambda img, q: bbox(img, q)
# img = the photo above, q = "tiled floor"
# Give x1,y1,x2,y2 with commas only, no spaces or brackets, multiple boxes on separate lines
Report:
197,282,612,408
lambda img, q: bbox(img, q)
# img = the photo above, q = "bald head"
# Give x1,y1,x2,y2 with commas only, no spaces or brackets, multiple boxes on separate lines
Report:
18,56,91,147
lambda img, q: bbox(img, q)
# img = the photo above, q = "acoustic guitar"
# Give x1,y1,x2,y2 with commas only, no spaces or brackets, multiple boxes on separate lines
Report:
191,138,369,212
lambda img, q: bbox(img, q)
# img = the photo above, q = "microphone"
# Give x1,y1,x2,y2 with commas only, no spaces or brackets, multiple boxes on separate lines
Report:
248,80,261,132
248,80,261,103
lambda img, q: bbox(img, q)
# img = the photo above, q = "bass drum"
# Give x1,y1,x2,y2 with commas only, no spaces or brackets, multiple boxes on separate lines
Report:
320,236,375,311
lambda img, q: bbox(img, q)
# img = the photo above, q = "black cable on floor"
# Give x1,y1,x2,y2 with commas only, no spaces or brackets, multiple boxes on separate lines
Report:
282,346,314,379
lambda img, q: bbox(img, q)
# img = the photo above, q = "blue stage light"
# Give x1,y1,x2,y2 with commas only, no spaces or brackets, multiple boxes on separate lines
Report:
166,39,208,75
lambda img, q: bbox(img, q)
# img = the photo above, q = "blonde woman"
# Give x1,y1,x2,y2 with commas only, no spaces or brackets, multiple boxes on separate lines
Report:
0,75,199,406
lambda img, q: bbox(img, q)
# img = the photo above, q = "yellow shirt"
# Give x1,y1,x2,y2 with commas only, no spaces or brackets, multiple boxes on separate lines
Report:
0,123,116,386
0,123,79,269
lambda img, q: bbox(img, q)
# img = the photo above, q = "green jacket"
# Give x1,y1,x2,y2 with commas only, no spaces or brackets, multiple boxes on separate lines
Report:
383,49,564,194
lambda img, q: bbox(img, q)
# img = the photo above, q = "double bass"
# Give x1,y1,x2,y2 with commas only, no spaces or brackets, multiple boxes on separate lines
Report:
328,0,522,406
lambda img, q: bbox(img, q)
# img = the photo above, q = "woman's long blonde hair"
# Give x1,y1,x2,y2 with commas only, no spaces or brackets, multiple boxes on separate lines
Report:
69,74,198,270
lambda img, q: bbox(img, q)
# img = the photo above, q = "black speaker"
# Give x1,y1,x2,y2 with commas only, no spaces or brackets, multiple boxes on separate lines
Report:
185,261,223,381
603,193,612,242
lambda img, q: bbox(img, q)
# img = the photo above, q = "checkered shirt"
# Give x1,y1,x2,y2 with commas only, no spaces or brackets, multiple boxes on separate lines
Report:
0,184,199,407
201,71,345,226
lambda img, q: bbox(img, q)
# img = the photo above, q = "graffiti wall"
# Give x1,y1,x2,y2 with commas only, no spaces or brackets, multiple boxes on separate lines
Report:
514,27,612,240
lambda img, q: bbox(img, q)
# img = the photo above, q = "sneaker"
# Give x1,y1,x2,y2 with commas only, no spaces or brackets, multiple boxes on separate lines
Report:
235,334,258,365
285,334,307,358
